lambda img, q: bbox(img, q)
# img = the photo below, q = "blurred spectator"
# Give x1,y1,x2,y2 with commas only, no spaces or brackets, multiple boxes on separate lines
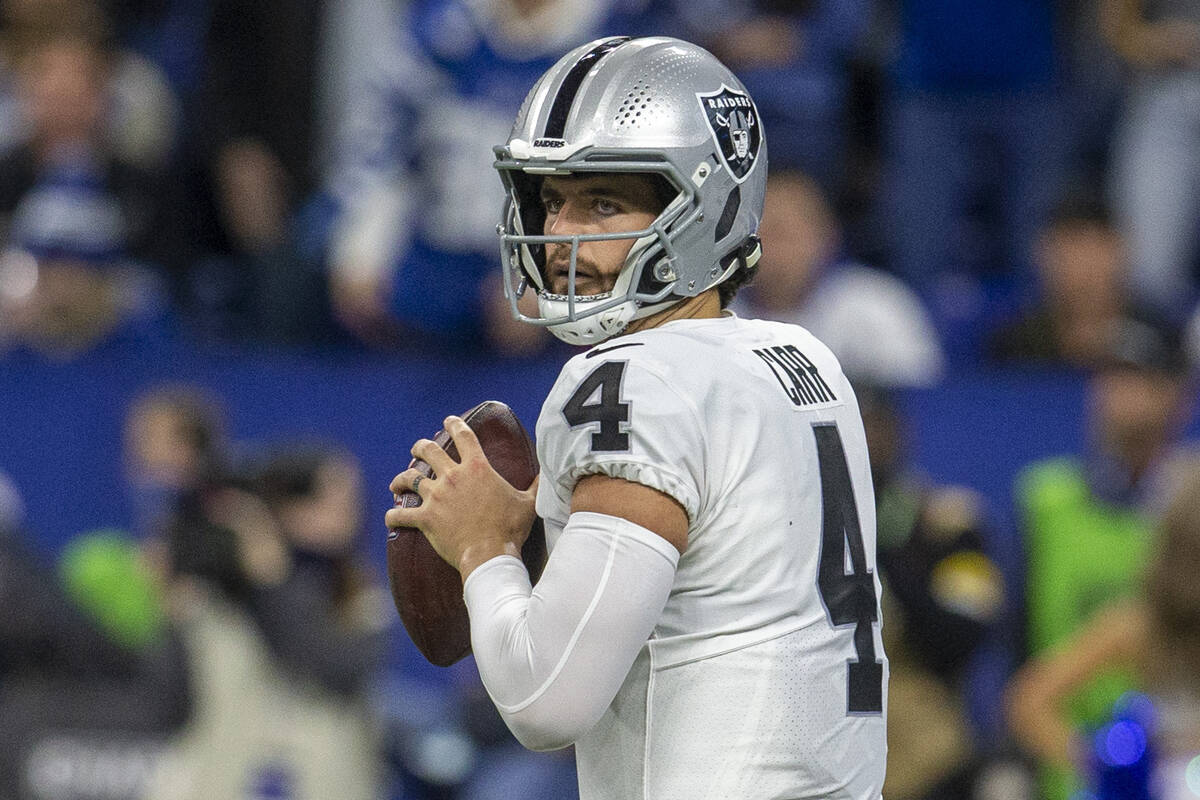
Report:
200,0,323,220
1102,0,1200,322
0,0,180,169
1008,465,1200,798
987,196,1129,369
878,0,1067,329
1058,0,1126,196
145,442,389,800
857,386,1018,800
124,384,227,543
1014,311,1197,799
0,6,183,359
734,170,944,387
182,0,345,345
0,469,191,800
246,443,392,700
102,0,211,117
664,0,871,196
324,0,654,352
0,383,235,799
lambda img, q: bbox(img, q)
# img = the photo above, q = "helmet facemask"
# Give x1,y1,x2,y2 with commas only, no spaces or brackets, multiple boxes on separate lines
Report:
496,160,700,345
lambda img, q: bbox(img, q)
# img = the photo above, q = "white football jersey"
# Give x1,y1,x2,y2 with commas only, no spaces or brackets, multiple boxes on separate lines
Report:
535,313,888,800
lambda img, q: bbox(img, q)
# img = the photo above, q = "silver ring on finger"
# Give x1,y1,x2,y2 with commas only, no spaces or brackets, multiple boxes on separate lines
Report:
411,475,424,493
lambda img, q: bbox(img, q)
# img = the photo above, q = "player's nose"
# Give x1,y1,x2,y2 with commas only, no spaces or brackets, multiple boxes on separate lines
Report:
545,200,590,235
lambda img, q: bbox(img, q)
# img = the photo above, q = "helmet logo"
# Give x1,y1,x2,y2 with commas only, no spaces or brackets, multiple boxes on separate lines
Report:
697,86,761,183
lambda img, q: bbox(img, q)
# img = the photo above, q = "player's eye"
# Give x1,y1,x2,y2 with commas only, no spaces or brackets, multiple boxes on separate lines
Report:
542,196,564,214
594,198,620,216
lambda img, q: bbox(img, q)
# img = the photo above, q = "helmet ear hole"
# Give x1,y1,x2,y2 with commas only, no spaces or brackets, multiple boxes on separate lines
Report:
636,253,666,296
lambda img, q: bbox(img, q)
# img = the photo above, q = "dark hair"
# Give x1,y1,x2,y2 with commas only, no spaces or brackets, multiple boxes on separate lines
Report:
717,237,761,308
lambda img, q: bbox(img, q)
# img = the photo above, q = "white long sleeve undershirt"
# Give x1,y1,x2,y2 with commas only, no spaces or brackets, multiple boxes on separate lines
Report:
462,511,680,751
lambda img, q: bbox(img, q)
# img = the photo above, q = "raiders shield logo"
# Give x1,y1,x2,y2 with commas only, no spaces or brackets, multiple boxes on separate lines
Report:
697,85,762,182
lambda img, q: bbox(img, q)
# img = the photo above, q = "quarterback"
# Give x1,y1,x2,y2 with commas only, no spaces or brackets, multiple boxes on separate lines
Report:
386,36,887,799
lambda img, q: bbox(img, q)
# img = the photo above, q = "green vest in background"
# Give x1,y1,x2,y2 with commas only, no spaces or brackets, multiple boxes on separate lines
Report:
1017,458,1152,800
59,529,167,651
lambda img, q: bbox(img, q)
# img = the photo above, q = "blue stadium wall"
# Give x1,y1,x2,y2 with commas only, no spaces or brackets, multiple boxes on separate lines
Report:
5,342,1183,738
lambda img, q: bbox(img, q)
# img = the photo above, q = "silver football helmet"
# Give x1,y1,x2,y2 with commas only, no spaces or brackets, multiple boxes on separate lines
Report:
494,36,767,345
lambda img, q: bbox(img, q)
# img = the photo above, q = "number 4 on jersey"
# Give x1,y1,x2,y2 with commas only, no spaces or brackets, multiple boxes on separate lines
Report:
813,422,884,714
562,361,630,452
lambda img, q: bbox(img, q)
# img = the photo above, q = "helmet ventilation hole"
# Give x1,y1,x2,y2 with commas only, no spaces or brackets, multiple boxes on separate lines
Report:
611,48,704,130
615,82,658,127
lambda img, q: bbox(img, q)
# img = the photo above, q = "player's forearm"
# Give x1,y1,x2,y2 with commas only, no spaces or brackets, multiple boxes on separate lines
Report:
463,511,678,750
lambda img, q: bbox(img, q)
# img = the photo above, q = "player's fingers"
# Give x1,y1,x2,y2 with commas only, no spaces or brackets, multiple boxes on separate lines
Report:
384,505,420,531
411,438,455,473
390,468,428,498
444,416,485,462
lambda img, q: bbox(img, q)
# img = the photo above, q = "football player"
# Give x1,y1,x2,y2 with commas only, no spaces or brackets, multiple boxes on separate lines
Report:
386,36,887,799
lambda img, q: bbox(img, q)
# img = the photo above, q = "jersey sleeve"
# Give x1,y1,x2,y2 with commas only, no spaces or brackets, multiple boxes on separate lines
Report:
536,352,705,523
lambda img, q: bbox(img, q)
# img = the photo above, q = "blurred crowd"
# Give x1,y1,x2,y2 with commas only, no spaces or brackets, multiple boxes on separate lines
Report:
3,0,1200,798
4,0,1197,367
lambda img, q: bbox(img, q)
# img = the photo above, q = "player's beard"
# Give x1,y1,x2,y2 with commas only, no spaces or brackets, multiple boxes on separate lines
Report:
544,250,614,297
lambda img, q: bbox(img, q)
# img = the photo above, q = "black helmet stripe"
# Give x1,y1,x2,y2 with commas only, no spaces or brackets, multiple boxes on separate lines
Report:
542,36,631,139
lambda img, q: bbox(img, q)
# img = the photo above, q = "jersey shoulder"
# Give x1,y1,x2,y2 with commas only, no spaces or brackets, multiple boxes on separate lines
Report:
537,334,708,521
556,335,677,388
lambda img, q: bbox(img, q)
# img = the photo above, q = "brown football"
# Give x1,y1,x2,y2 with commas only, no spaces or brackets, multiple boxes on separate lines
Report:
387,400,547,667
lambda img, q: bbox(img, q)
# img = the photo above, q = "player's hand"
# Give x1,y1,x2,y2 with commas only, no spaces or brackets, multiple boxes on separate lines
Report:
385,415,538,580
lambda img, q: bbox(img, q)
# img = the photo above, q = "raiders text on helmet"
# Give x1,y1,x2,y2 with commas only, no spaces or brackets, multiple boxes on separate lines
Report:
493,36,767,345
